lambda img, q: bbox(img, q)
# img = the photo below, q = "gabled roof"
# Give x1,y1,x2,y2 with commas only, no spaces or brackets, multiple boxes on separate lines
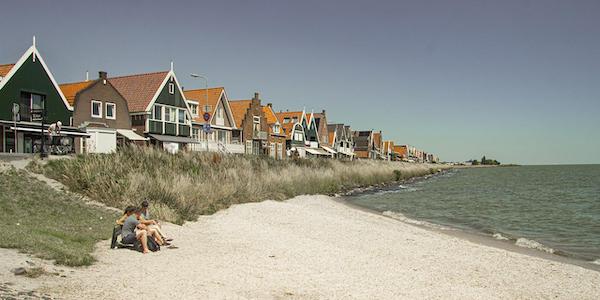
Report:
59,80,95,106
228,100,252,128
373,132,382,149
328,131,335,147
394,145,408,156
184,87,224,122
262,105,279,125
0,64,15,77
275,110,305,139
109,71,170,112
383,140,394,154
0,45,72,110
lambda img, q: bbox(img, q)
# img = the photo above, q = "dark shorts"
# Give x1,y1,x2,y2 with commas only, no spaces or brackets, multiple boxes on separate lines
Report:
121,233,137,244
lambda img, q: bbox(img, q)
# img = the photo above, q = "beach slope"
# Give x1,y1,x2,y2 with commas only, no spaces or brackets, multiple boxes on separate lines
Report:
49,195,600,299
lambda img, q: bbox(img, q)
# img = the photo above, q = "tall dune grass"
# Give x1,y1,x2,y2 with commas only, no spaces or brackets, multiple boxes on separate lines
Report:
32,146,445,224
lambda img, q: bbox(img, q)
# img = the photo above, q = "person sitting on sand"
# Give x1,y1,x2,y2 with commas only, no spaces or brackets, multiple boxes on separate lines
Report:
121,207,150,253
139,200,172,242
116,204,170,246
121,208,165,253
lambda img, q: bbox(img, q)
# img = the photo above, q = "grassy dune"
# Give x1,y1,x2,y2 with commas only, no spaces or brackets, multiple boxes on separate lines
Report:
32,146,444,224
0,166,117,266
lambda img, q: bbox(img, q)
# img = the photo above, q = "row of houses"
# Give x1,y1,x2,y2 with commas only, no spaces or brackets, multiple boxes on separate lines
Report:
0,40,439,162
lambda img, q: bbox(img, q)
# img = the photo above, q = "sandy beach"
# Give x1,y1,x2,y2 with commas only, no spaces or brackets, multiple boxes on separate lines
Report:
4,195,600,299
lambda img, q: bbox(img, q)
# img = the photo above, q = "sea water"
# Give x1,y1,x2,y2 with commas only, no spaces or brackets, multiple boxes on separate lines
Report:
345,165,600,264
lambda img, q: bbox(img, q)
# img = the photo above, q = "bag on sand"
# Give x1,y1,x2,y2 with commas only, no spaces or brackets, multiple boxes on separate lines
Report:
133,237,160,252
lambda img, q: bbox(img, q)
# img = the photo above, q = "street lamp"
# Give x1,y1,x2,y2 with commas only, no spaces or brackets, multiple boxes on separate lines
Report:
190,73,209,152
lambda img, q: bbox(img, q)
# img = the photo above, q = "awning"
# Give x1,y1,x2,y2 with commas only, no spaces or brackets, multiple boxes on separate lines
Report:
322,146,337,154
117,129,148,141
305,148,331,156
148,134,199,144
10,126,90,137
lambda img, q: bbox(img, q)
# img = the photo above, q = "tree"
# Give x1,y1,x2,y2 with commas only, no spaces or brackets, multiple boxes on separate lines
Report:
472,159,480,165
481,156,487,165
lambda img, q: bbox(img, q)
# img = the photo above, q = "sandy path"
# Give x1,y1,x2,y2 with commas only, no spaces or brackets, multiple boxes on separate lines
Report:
43,195,600,299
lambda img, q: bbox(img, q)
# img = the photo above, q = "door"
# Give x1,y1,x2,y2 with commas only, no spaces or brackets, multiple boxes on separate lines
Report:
88,130,117,153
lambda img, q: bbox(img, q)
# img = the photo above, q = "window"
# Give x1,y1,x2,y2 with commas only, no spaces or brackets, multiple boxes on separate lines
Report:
153,105,163,120
165,107,176,122
192,128,199,140
292,117,298,123
273,124,280,134
190,104,198,117
218,130,227,143
168,83,175,94
106,103,116,119
253,116,261,133
178,109,185,123
278,143,284,160
283,118,290,124
91,100,102,118
217,107,223,118
270,143,275,158
204,104,212,113
246,140,253,154
31,94,44,111
20,92,46,121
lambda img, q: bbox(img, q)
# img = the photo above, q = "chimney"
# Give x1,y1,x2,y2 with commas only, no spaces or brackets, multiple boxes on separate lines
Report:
322,109,326,115
252,92,261,106
99,71,108,79
267,103,273,108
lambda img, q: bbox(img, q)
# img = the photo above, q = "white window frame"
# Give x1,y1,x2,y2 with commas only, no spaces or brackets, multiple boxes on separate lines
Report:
273,124,280,134
167,107,176,123
245,140,253,154
91,100,102,118
153,105,163,121
270,143,275,158
178,109,185,124
168,83,175,95
105,102,116,120
204,104,212,113
190,104,198,117
278,142,284,160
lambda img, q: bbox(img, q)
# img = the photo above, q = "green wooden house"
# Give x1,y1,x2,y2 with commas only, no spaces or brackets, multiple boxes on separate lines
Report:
109,66,195,153
0,40,85,153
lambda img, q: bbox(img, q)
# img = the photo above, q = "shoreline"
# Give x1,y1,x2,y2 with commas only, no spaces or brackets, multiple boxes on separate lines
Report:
335,197,600,273
338,169,600,273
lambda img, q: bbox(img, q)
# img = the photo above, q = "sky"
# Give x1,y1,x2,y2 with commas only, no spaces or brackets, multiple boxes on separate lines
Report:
1,0,599,165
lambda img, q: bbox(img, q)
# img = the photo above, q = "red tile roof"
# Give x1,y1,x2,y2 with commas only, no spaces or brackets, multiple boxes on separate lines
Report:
373,132,382,149
328,131,335,147
59,81,95,106
183,87,224,123
109,71,169,112
228,100,252,129
394,145,408,156
275,111,304,139
0,64,15,77
262,105,279,125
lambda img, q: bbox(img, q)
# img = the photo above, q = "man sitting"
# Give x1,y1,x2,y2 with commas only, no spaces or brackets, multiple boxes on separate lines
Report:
121,207,164,253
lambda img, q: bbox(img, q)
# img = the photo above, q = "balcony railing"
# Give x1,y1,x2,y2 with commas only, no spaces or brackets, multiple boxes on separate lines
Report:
190,140,245,154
